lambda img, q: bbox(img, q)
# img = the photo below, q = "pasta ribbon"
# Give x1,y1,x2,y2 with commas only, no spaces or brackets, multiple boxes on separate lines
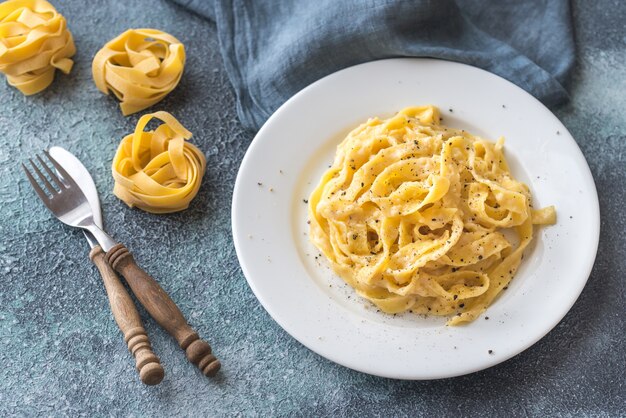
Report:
0,0,75,95
112,111,206,214
309,106,556,325
92,29,185,116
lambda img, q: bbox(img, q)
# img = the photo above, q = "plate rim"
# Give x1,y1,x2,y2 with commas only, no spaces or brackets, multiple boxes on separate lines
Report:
232,57,600,380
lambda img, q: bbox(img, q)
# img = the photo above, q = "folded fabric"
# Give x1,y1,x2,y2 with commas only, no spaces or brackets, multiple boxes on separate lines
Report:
171,0,575,131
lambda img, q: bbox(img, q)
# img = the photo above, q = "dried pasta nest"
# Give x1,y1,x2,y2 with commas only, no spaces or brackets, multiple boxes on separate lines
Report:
92,28,185,116
0,0,75,95
112,111,206,214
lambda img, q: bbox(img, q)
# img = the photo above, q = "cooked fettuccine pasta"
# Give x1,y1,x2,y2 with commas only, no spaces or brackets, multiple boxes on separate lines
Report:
309,106,556,325
92,29,185,116
112,111,206,214
0,0,75,95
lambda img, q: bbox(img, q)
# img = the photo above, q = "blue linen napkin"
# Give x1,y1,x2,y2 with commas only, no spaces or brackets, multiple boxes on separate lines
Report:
171,0,575,131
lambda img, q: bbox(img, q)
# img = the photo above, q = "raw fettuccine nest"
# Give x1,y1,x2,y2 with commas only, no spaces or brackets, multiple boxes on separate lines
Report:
0,0,75,95
112,111,206,214
92,28,185,116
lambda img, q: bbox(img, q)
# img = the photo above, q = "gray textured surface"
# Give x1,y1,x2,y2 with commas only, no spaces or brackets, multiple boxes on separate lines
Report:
0,0,624,416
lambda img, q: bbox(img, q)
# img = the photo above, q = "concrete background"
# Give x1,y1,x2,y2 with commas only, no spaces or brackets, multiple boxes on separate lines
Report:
0,0,624,416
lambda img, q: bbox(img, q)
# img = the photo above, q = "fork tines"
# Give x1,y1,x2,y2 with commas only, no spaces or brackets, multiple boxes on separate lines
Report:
22,150,73,200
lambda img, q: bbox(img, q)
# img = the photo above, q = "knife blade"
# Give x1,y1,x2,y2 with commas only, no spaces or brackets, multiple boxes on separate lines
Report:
49,146,101,248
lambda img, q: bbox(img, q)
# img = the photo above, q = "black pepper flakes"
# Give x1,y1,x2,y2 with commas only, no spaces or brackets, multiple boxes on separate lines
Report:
302,199,308,204
488,350,493,354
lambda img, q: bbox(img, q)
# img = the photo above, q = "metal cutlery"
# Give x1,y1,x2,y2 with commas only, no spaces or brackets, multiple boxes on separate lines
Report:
48,147,164,385
23,150,221,379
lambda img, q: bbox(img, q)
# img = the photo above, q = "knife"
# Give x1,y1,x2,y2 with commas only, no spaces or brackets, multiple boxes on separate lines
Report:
49,147,164,385
48,147,221,378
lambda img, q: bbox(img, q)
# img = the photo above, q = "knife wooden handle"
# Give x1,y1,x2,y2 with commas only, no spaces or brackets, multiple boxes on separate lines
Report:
90,246,164,385
105,244,221,377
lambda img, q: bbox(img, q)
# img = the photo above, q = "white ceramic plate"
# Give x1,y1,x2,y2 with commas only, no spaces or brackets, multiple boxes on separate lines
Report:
231,59,599,379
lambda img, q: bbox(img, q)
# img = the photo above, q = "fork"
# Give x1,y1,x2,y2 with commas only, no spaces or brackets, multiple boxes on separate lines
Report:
23,151,221,378
22,152,117,250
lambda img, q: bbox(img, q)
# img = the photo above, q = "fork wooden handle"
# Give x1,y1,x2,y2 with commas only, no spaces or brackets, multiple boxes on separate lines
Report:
89,246,164,385
105,244,221,377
